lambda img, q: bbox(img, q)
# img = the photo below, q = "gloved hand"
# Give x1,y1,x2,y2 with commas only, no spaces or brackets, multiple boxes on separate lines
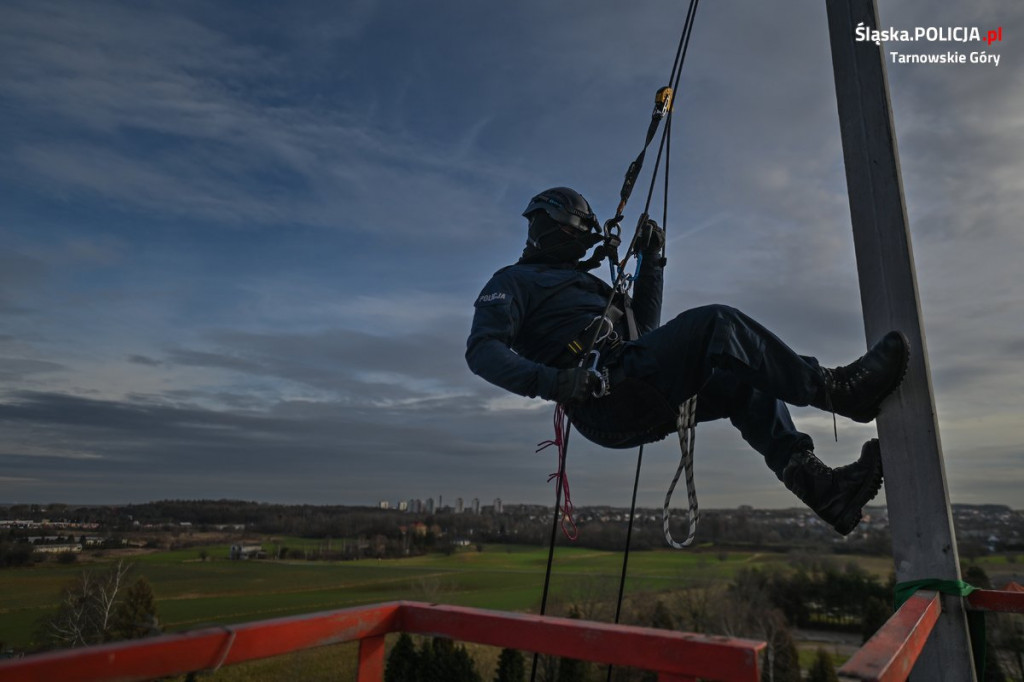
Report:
637,217,665,257
553,367,601,404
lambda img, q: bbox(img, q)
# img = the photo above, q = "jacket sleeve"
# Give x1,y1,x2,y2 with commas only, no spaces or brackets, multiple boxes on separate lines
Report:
630,254,664,335
465,273,560,400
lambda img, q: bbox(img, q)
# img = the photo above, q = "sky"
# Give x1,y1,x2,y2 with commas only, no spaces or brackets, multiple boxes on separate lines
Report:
1,0,1021,512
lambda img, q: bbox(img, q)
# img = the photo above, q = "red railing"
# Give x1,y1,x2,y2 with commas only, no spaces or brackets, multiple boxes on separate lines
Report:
0,601,765,682
838,588,1024,682
3,588,1020,682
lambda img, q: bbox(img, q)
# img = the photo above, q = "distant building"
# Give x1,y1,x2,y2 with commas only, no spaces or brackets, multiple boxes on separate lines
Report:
229,545,266,560
426,498,434,514
378,500,390,510
494,498,503,514
33,544,82,554
472,498,480,514
398,500,408,512
456,498,464,514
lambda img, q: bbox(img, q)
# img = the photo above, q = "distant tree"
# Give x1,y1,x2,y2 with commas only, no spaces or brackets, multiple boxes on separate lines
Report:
963,564,993,589
806,648,839,682
961,566,1010,681
554,607,587,682
449,642,481,682
861,597,891,643
111,577,159,640
386,633,420,682
418,637,438,682
0,541,35,568
494,648,525,682
674,584,717,634
761,625,800,682
37,560,135,649
419,637,480,682
555,655,585,682
650,600,675,631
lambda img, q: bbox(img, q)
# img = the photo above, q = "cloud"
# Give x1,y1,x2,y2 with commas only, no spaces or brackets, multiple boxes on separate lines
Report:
0,389,550,503
0,0,1019,510
0,0,521,240
127,355,163,367
0,358,66,383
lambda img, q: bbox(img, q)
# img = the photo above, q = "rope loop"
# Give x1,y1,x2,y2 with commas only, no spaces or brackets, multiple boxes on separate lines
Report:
663,395,699,548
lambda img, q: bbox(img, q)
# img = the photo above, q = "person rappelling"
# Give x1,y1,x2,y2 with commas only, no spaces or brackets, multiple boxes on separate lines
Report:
465,185,910,536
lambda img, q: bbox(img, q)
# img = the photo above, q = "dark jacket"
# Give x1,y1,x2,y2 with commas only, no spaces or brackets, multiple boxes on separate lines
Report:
466,257,664,401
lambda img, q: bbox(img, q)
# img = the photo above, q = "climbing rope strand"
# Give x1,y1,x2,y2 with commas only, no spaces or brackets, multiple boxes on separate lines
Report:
663,396,700,548
210,626,237,672
640,0,700,222
535,11,703,682
663,110,671,247
665,0,699,94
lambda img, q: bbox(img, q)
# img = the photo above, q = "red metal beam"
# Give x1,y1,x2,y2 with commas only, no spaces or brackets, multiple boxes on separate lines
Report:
0,600,764,682
397,602,764,682
357,634,386,682
967,588,1024,614
838,591,941,682
0,601,400,682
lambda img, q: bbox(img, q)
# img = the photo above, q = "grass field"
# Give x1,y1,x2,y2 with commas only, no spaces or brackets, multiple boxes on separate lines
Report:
3,541,1010,658
0,541,907,653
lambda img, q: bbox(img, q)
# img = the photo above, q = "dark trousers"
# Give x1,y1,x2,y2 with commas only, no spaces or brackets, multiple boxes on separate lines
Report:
572,304,822,478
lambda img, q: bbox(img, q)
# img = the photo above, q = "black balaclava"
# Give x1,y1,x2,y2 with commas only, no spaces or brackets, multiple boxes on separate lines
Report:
520,212,601,264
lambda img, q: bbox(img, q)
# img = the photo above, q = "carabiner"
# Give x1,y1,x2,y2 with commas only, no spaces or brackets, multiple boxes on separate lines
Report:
654,86,674,119
585,350,611,399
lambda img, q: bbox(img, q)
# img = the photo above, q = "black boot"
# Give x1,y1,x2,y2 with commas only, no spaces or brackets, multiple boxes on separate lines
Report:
782,440,883,535
813,331,910,423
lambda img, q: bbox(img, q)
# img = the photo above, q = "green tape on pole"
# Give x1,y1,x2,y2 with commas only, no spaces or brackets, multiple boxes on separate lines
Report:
893,579,984,680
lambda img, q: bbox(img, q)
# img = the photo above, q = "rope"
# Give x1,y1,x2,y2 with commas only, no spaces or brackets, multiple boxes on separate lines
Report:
663,396,699,548
536,404,578,541
210,626,237,671
531,405,573,682
185,625,236,680
533,6,702,679
604,444,645,682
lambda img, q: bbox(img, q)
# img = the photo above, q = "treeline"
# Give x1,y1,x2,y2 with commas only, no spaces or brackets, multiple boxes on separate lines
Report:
0,541,36,567
732,559,894,638
1,499,895,558
6,500,1020,559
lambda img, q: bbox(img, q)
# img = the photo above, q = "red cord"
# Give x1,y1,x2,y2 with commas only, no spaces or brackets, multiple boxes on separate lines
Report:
536,404,578,541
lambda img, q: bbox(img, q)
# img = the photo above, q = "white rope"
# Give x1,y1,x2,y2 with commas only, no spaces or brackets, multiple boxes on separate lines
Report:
663,395,699,548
